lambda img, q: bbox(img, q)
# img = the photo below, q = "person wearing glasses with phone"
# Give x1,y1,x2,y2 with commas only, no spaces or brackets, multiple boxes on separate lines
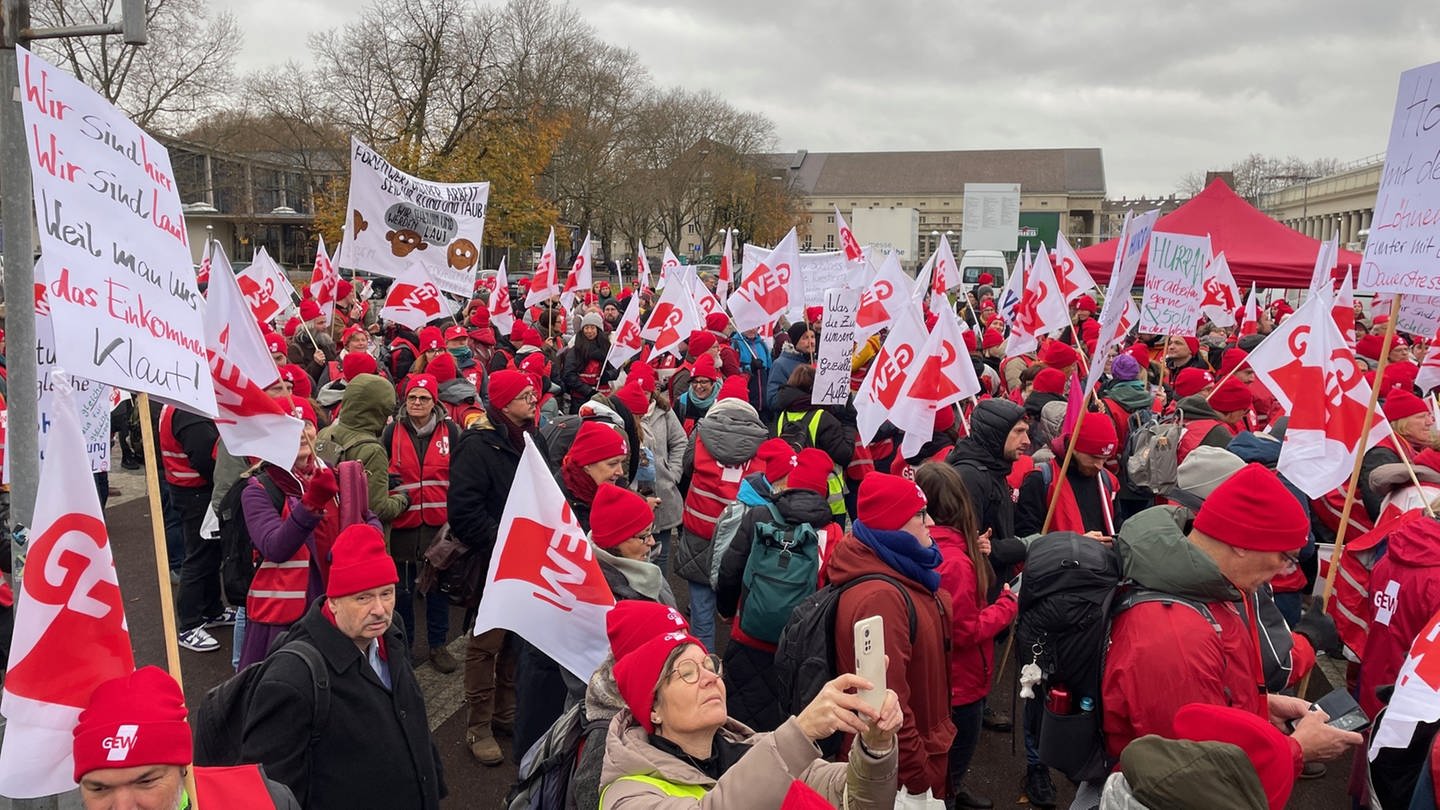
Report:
600,625,902,808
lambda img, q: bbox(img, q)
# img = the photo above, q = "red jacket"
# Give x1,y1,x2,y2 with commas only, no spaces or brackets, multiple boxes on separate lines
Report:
829,534,954,798
933,526,1017,705
1359,516,1440,719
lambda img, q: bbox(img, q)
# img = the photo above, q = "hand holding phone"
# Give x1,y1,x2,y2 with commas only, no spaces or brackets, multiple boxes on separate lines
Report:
853,616,886,713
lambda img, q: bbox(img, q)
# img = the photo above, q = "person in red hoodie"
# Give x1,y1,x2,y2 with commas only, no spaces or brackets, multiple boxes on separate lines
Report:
916,462,1017,810
1360,514,1440,720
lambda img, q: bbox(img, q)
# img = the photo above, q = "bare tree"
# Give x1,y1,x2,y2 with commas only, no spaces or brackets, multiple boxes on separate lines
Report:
1178,154,1342,202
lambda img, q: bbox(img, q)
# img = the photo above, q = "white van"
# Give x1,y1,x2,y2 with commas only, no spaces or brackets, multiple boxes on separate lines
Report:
959,250,1008,287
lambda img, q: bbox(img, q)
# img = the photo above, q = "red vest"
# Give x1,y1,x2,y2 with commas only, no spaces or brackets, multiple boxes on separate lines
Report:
159,406,207,488
246,484,312,625
682,436,753,541
1041,459,1118,535
388,421,453,529
889,446,951,480
1176,418,1223,466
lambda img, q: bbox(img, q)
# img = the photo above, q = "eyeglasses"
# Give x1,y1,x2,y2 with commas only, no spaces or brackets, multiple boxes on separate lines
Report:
628,529,656,544
667,654,722,685
1279,550,1301,571
516,392,538,403
406,395,434,403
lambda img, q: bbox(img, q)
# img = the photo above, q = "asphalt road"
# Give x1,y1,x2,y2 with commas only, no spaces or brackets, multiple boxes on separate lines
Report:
33,463,1353,809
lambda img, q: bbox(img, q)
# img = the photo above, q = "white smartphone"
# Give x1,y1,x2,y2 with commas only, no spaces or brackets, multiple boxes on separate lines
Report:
853,615,887,713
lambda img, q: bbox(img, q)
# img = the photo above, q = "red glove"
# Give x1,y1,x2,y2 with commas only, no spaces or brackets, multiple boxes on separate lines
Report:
301,467,339,512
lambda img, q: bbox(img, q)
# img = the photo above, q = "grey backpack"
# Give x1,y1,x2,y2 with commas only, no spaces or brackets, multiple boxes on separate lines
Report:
1122,409,1182,496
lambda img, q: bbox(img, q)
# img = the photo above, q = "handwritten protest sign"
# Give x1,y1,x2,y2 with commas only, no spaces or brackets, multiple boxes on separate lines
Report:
1360,60,1440,294
340,137,489,296
815,289,859,405
1392,293,1440,337
18,47,216,415
1139,231,1210,336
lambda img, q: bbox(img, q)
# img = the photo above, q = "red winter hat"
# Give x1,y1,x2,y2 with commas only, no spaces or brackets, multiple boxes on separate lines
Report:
342,351,378,381
341,324,367,345
590,484,655,549
274,394,318,427
705,312,729,332
782,780,836,810
982,328,1003,350
806,305,823,324
1074,294,1097,314
520,325,546,349
1173,703,1296,810
418,326,444,352
1193,463,1308,551
1172,367,1214,398
1181,336,1200,356
406,373,438,397
280,364,312,399
265,332,287,355
690,354,720,382
976,272,995,285
73,666,192,780
326,524,398,598
613,632,704,734
613,380,650,416
1208,378,1253,413
1070,413,1119,458
1356,334,1384,361
336,278,354,299
606,601,689,663
488,369,531,408
1218,348,1248,376
1382,361,1419,395
628,363,657,393
567,421,627,467
283,316,302,338
299,299,321,321
857,472,927,531
789,448,833,497
426,352,459,384
1384,388,1429,422
717,375,749,402
1039,341,1078,369
444,325,469,342
934,404,957,434
688,330,718,357
962,329,978,353
1126,343,1151,369
756,438,798,483
1032,367,1067,395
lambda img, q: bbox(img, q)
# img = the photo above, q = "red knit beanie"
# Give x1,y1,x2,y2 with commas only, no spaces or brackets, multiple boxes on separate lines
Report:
690,354,720,382
857,472,927,531
1218,348,1248,376
688,330,718,357
488,370,531,408
1384,389,1428,422
628,363,657,394
1070,413,1119,458
613,380,650,416
1125,343,1151,369
567,421,627,467
983,328,1003,350
426,352,458,384
1356,334,1384,362
406,373,438,397
1193,463,1308,552
418,326,444,352
705,312,729,332
1032,367,1066,395
1208,378,1253,413
717,375,749,402
755,438,798,483
265,332,287,355
1173,703,1296,810
590,484,654,549
934,404,957,434
1182,336,1200,356
336,279,354,300
326,524,399,598
789,448,833,497
1074,294,1097,314
613,633,705,734
1039,341,1078,369
342,351,378,381
73,666,192,781
606,601,689,663
962,329,978,354
275,394,317,427
1172,367,1214,398
299,299,321,321
280,364,312,399
283,316,302,338
1382,361,1419,395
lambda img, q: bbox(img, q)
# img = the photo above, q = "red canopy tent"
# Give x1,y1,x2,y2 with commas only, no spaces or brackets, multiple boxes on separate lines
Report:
1076,177,1363,289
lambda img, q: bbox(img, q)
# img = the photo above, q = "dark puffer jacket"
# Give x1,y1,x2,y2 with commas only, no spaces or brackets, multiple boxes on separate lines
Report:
947,399,1028,583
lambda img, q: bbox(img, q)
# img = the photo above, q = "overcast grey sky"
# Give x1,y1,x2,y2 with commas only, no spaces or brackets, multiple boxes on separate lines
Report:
217,0,1440,197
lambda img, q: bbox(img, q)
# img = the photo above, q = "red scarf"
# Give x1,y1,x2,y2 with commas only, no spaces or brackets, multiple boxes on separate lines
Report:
561,460,599,507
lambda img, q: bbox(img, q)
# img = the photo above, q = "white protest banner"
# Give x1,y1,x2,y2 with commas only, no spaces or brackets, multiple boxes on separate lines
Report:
18,47,216,415
1359,61,1440,294
1396,294,1440,338
1084,208,1161,395
1139,231,1210,336
32,261,112,473
379,263,457,331
340,136,489,296
815,289,859,405
961,183,1021,251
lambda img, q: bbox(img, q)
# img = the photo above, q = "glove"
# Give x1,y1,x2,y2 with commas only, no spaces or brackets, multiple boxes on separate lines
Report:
388,473,403,491
301,468,339,512
1294,607,1343,658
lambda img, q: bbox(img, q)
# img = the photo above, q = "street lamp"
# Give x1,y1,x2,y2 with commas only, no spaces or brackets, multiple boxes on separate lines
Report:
1265,173,1318,234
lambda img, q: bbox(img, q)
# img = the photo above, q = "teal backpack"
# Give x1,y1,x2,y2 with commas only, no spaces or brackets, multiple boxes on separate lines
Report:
739,502,821,644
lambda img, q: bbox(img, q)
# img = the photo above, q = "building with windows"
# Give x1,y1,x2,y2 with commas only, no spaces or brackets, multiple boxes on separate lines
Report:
1261,154,1383,252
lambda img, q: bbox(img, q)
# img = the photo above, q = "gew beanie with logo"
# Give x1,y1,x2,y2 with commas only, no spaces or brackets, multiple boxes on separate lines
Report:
73,666,192,780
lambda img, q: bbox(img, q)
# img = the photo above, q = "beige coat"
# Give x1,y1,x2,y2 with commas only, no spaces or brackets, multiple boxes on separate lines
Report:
599,711,897,809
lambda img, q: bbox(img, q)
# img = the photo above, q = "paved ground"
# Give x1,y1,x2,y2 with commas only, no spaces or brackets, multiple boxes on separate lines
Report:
0,463,1355,808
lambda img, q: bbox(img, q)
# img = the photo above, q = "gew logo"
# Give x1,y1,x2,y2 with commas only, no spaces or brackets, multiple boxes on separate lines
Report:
103,724,139,761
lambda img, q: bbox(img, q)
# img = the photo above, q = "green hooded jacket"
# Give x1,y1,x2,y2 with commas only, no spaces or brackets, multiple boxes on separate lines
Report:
316,373,408,525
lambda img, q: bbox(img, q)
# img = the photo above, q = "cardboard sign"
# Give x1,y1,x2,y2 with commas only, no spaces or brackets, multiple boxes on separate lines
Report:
1139,232,1211,336
815,289,859,405
341,137,489,296
1361,60,1440,293
18,47,216,415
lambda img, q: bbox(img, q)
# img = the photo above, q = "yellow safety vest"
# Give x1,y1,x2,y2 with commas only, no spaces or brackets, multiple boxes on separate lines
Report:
775,410,848,517
601,773,709,805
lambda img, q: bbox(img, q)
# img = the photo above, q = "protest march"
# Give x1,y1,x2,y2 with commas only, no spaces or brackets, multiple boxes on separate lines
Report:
8,16,1440,810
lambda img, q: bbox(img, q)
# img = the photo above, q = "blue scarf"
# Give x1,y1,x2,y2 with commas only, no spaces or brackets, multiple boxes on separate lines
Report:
680,387,717,411
852,519,943,593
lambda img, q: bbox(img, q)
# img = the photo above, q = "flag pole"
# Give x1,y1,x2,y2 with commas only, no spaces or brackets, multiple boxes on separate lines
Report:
1041,392,1094,535
135,393,202,808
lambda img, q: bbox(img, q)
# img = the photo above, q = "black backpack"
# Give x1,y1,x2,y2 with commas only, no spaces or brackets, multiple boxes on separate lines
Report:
539,413,586,469
217,472,285,606
505,702,609,810
191,640,329,767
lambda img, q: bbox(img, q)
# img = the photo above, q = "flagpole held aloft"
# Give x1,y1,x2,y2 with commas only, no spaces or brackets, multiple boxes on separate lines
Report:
135,394,189,688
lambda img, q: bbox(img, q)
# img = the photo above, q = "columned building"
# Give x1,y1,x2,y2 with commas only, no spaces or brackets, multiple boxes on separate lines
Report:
1262,155,1383,251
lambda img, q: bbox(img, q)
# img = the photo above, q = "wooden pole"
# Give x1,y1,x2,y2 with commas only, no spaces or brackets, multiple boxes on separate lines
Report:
135,393,201,808
1041,392,1093,534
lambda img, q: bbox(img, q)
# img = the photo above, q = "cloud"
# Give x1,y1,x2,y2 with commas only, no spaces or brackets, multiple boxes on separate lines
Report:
215,0,1440,195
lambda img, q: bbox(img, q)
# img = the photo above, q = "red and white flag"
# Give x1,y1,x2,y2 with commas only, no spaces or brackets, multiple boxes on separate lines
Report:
929,234,962,299
1418,340,1440,394
1005,243,1070,358
997,249,1026,326
1310,231,1340,293
381,263,456,331
899,305,981,456
205,244,303,470
742,229,807,322
636,243,653,293
307,235,339,326
1239,282,1260,337
1248,291,1392,499
489,255,516,335
856,301,931,444
474,434,616,679
0,375,133,798
604,294,645,371
684,264,725,322
729,228,799,332
1370,607,1440,759
1200,250,1242,328
1333,269,1357,345
1053,232,1097,303
641,268,703,358
236,247,291,326
855,251,916,340
1083,208,1160,395
195,242,213,288
836,206,864,263
560,232,593,311
717,229,735,301
525,227,560,307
